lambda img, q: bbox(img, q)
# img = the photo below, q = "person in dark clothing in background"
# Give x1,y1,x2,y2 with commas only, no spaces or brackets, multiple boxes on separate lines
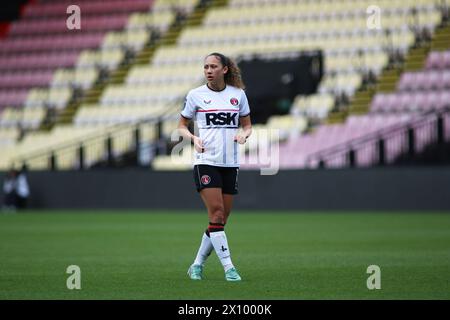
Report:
16,165,30,210
2,169,18,212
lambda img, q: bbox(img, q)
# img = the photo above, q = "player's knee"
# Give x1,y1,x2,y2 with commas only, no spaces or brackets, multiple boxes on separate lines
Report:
223,212,230,224
211,206,225,224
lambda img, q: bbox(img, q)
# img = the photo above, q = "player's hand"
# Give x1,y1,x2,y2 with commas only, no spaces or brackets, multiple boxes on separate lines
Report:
193,136,205,153
234,134,247,144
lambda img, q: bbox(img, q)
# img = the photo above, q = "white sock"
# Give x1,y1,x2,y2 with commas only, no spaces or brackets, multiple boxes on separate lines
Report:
209,231,234,272
193,232,214,266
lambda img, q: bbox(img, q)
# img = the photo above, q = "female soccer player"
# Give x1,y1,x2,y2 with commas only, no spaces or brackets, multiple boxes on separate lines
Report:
178,52,252,281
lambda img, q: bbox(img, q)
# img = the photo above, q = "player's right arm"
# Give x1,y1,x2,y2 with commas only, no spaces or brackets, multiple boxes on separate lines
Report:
179,91,204,153
178,116,204,153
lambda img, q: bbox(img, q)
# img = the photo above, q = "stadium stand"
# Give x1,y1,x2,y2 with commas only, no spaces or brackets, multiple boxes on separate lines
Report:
0,0,190,169
242,42,450,169
0,0,156,139
0,0,449,171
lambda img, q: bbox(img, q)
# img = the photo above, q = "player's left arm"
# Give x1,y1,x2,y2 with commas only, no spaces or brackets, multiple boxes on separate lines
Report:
235,115,252,144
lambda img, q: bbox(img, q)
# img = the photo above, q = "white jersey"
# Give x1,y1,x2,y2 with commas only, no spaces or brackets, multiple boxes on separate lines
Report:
181,84,251,167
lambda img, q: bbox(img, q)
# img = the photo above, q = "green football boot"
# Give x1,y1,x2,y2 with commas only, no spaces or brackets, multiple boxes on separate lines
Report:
187,264,203,280
225,267,242,282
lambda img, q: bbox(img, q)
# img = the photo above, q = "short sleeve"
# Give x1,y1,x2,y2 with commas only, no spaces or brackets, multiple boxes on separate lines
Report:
239,90,251,117
180,91,195,119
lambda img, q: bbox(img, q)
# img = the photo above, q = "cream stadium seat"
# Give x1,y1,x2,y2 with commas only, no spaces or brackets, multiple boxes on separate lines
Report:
76,49,125,71
101,30,150,52
0,146,16,170
0,108,22,127
83,138,107,167
292,94,335,120
21,107,46,129
151,145,193,171
25,87,73,109
74,104,166,126
51,68,99,90
161,118,180,139
318,73,363,96
126,64,202,85
0,127,19,148
126,12,175,33
266,114,308,140
152,0,199,14
100,82,191,106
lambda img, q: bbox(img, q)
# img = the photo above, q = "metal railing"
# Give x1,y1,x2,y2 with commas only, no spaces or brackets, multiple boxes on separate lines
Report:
12,101,182,170
305,108,450,168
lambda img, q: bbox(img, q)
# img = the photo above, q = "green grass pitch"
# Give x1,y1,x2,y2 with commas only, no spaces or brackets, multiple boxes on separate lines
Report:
0,211,449,299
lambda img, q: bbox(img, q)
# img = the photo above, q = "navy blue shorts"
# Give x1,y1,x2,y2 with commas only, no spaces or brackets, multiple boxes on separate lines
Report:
193,165,239,195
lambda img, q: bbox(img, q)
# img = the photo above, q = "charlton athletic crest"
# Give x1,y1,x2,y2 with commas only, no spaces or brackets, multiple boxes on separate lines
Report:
201,175,211,185
230,98,239,106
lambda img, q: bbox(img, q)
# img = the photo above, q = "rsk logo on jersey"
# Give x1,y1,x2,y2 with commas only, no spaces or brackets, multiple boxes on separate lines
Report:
230,98,239,106
205,112,238,126
201,175,211,185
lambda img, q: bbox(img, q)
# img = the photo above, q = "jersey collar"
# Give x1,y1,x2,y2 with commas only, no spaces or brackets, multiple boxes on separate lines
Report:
206,83,227,92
